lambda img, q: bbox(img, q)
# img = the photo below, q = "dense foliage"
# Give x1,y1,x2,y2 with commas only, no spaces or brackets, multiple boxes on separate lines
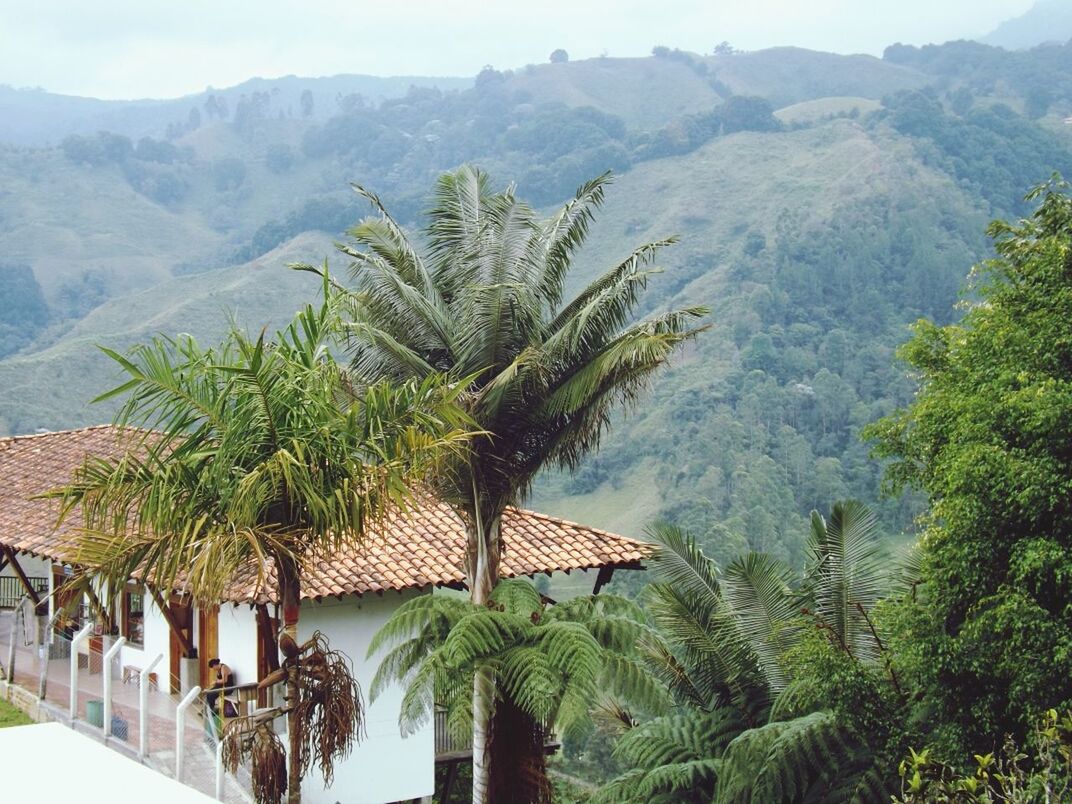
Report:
581,503,906,803
0,262,49,358
867,180,1072,757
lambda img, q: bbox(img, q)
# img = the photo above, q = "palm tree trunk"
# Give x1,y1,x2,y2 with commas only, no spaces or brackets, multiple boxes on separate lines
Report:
278,555,303,804
466,498,502,804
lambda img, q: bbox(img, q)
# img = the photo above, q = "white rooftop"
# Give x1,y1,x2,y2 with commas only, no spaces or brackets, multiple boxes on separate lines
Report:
0,722,215,802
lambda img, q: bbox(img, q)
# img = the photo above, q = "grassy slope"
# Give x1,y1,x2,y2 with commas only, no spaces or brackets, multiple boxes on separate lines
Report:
0,146,224,297
506,57,721,129
0,232,335,433
774,97,883,124
0,117,338,302
501,48,925,130
708,47,927,107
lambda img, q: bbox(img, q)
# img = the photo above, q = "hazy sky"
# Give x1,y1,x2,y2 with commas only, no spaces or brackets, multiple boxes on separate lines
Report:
0,0,1036,100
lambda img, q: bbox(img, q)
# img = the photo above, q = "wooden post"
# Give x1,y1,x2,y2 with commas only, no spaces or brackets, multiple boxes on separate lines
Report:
442,759,460,803
592,566,614,595
147,586,195,657
1,546,41,606
255,603,279,672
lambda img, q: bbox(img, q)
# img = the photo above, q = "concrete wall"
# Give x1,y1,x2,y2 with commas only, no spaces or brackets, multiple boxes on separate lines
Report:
298,589,434,804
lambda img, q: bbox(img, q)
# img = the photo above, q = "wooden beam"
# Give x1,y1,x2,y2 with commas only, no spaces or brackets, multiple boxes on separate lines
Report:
1,545,41,606
592,566,614,596
0,554,9,574
255,603,279,673
147,586,196,657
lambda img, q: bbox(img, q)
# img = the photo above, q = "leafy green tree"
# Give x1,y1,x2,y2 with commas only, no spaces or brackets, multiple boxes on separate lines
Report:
370,579,668,803
53,292,474,804
597,502,901,803
866,179,1072,757
296,165,706,802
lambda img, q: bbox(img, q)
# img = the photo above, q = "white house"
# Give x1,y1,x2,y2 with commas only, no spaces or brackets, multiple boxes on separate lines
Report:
0,426,649,803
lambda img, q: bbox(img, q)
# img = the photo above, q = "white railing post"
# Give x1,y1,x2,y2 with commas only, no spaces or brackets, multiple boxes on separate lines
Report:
5,603,20,683
68,624,93,721
175,685,202,783
215,737,225,800
101,637,126,737
139,653,164,760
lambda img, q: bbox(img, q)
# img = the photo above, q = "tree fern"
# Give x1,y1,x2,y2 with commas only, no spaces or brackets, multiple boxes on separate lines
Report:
369,578,665,747
597,506,899,804
714,711,857,804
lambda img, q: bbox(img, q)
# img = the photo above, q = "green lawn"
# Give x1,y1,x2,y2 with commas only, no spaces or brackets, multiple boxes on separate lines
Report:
0,698,31,728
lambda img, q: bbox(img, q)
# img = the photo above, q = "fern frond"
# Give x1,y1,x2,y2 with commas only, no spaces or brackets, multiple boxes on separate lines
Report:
489,577,543,616
714,711,857,804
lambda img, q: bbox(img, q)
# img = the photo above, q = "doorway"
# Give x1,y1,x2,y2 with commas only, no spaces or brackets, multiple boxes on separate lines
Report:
168,595,194,695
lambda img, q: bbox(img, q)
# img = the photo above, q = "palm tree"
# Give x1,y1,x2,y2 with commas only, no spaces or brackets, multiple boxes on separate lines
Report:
53,293,474,804
596,501,899,803
295,165,707,800
369,578,672,803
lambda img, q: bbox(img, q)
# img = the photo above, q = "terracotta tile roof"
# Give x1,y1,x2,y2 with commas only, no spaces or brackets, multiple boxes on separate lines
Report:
0,426,650,602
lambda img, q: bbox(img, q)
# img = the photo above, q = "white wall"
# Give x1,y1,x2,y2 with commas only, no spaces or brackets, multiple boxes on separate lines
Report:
298,589,434,804
0,553,49,580
118,600,260,690
216,604,258,686
118,595,170,685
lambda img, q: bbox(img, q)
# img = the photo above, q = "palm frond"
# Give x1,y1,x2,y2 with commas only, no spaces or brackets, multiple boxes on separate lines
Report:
806,501,887,662
537,171,612,307
721,552,800,693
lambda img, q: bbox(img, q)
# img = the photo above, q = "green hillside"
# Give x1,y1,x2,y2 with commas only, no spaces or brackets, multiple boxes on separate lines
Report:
707,47,927,107
504,56,721,129
0,232,334,434
4,42,1072,567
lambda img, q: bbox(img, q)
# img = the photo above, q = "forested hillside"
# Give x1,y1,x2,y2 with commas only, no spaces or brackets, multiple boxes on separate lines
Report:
3,41,1072,566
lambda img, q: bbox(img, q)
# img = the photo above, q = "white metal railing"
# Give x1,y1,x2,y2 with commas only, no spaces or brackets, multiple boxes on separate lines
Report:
68,624,93,720
175,684,203,784
139,652,164,759
1,615,254,803
101,636,126,738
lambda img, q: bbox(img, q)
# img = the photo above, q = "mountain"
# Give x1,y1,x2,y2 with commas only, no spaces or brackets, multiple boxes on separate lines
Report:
0,74,472,147
980,0,1072,50
2,43,1071,568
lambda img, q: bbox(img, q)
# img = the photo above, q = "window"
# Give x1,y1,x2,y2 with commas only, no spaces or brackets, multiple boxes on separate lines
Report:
121,585,145,647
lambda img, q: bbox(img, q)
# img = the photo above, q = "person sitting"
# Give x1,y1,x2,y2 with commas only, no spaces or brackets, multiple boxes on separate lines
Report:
205,658,234,716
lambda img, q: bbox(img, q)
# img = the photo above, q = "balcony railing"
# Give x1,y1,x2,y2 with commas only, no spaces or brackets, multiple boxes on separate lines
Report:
433,706,559,762
0,576,48,609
